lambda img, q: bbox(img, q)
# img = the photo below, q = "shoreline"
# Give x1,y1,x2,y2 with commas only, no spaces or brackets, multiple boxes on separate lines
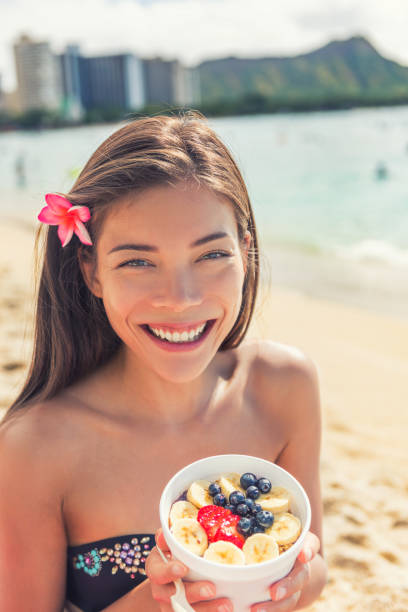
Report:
261,244,408,322
2,101,408,133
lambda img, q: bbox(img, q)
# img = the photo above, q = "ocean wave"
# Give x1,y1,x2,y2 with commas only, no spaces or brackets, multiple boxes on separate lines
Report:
265,237,324,256
335,240,408,268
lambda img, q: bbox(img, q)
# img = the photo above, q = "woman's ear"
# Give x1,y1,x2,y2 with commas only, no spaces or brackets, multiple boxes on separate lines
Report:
242,230,252,275
78,248,103,298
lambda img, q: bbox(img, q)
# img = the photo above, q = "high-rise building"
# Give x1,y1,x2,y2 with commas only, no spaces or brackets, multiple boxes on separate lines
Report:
142,58,199,106
13,34,62,113
79,54,145,112
59,45,84,120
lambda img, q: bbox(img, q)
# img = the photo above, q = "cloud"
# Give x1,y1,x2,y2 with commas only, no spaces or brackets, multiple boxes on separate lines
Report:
1,0,408,92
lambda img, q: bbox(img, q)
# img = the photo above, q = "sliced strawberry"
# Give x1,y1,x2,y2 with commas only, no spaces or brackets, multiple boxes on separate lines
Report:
214,531,245,549
213,514,245,549
197,505,231,542
197,505,228,520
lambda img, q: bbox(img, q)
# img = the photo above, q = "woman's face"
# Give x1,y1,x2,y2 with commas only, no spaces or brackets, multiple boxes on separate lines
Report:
86,182,250,383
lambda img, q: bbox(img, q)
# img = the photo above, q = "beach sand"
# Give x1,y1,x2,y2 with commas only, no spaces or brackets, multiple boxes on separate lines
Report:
1,219,407,611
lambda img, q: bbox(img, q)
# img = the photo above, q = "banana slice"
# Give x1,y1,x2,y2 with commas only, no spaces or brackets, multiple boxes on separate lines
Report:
186,480,213,508
266,512,301,546
216,473,245,499
258,486,291,513
243,533,279,564
203,540,245,565
171,518,208,556
169,501,199,527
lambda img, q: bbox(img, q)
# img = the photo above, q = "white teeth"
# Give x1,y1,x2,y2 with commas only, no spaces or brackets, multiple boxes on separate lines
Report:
147,322,208,343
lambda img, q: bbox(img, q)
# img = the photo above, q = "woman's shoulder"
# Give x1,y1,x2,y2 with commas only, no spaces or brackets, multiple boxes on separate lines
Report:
239,338,318,379
239,339,320,421
0,396,86,480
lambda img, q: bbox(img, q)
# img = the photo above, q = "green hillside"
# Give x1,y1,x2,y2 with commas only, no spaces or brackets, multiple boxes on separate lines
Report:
197,36,408,104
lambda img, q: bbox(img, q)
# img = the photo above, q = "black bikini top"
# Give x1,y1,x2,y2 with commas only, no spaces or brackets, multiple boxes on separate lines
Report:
66,533,155,612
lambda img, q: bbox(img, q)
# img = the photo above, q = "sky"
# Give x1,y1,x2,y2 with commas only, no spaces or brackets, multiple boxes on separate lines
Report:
2,0,408,92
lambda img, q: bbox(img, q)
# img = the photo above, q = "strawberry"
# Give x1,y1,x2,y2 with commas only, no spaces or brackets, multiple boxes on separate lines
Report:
213,514,245,549
197,505,231,542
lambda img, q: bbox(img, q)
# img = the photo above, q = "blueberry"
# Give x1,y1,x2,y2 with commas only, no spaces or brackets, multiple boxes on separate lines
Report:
252,524,266,534
246,485,260,500
251,503,262,515
224,504,236,513
229,491,246,506
213,493,226,506
208,482,221,497
257,478,272,494
244,498,255,512
255,510,274,528
240,472,258,490
237,517,253,535
236,503,250,516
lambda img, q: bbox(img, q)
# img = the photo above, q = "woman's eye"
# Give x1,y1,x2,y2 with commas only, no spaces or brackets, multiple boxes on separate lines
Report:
118,259,153,268
200,250,231,261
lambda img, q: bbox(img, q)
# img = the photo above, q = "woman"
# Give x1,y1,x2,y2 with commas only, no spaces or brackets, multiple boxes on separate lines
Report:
0,111,327,611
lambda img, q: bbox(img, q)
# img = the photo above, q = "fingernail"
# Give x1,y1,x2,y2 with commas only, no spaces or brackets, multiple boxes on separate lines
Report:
200,585,215,598
217,604,232,612
303,547,312,562
293,590,301,602
275,586,287,600
172,563,185,577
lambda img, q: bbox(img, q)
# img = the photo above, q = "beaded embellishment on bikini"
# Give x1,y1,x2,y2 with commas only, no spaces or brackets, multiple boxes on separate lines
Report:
71,536,153,580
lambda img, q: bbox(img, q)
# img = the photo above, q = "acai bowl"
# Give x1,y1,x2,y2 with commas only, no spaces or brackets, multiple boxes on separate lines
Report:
159,454,311,612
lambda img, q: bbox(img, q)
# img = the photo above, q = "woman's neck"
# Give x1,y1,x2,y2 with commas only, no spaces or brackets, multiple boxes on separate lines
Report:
97,346,224,425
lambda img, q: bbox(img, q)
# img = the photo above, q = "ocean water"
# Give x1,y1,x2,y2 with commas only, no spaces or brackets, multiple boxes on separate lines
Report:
0,106,407,318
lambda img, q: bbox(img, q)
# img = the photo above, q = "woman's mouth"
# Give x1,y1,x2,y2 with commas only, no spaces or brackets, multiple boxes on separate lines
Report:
140,320,216,351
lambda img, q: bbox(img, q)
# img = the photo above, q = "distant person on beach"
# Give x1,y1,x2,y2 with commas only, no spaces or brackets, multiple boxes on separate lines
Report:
15,152,26,188
0,112,327,611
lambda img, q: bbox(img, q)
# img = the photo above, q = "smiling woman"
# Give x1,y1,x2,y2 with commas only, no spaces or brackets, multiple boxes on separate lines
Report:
78,183,252,383
8,112,259,407
0,111,327,612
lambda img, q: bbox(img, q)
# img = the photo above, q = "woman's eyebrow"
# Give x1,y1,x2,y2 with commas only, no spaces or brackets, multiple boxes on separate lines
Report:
108,232,229,254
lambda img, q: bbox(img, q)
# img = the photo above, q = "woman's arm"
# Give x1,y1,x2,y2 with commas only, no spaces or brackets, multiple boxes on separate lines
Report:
0,416,68,611
92,579,159,611
249,345,328,611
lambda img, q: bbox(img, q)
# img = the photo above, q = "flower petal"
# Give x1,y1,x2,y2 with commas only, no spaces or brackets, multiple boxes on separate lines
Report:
68,205,91,222
58,221,74,247
74,220,93,246
45,193,72,213
38,206,64,224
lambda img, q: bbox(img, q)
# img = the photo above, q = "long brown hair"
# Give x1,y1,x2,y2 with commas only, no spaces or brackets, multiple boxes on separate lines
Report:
6,110,259,415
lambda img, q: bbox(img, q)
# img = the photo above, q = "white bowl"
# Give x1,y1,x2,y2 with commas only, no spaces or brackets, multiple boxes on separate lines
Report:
159,454,311,612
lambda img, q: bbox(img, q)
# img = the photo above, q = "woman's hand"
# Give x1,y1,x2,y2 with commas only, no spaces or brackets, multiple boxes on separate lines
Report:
145,528,233,612
250,532,320,612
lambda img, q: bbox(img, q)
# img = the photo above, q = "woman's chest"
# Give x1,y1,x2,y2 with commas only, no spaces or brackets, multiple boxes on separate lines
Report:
64,373,287,545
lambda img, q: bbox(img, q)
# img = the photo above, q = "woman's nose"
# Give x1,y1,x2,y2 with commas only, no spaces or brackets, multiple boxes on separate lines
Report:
150,270,203,311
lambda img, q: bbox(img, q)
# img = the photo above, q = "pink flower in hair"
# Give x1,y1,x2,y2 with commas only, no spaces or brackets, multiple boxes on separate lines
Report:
38,193,93,247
